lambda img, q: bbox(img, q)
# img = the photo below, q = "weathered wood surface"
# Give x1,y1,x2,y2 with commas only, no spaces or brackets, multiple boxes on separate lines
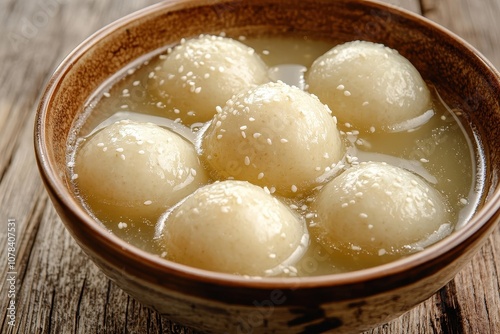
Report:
1,0,499,333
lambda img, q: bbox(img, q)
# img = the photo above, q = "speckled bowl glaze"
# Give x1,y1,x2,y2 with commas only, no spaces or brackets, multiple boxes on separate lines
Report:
35,0,500,333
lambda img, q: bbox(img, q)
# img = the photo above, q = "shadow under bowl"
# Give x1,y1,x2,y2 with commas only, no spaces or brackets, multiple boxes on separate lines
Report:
34,0,500,333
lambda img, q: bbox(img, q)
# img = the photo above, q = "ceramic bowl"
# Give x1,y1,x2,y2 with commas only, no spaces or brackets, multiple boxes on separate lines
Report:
34,0,500,333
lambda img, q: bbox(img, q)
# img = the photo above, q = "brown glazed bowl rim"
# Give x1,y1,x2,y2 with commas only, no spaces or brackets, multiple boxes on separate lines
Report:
35,0,500,291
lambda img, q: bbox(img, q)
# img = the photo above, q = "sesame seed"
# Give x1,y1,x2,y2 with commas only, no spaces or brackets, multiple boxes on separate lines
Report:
240,125,248,130
280,138,288,143
460,198,468,205
266,138,272,145
336,84,345,90
244,156,250,165
71,173,79,180
359,213,368,218
378,249,387,256
291,185,298,193
103,92,111,98
344,90,351,97
120,154,126,160
241,131,247,139
257,172,264,180
253,133,261,138
138,150,145,155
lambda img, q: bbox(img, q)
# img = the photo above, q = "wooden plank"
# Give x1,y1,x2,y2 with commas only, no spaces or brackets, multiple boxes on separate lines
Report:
421,0,500,68
383,0,422,13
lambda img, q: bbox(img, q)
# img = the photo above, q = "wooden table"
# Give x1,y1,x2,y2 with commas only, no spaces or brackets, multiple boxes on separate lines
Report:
1,0,499,333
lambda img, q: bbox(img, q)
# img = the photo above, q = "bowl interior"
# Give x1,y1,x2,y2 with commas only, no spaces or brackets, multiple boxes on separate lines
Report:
36,0,500,294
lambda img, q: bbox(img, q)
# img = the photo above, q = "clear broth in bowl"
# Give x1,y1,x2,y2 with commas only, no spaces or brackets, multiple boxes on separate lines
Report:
67,34,483,276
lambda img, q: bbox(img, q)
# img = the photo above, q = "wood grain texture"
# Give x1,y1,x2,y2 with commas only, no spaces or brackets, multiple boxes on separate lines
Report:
422,0,500,68
1,0,499,333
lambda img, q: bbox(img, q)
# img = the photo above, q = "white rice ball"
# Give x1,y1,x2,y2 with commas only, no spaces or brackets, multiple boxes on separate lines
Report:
201,81,344,197
74,120,209,221
306,40,431,132
312,162,450,256
161,180,308,276
154,34,270,124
